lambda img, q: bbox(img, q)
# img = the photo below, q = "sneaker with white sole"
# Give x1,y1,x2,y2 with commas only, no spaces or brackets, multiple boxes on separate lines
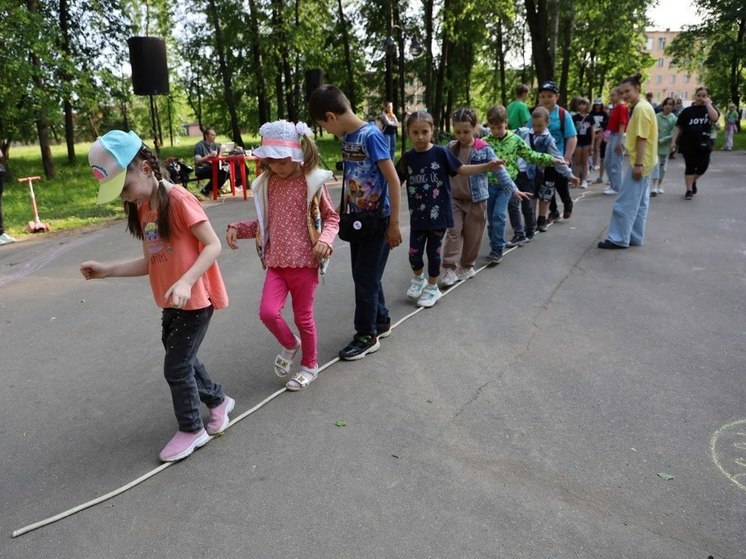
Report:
206,396,235,435
407,274,427,299
505,234,528,248
376,317,392,339
580,180,588,189
440,267,459,287
603,187,617,196
339,334,380,360
456,266,476,281
159,429,211,462
0,233,16,245
417,284,442,308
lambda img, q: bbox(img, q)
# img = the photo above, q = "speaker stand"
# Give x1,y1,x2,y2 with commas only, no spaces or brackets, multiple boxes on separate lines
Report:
148,95,159,155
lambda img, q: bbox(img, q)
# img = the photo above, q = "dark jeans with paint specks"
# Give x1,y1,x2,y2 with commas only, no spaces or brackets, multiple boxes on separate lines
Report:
161,306,224,432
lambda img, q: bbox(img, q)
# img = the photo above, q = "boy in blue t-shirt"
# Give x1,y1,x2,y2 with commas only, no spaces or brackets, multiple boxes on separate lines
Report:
309,85,402,360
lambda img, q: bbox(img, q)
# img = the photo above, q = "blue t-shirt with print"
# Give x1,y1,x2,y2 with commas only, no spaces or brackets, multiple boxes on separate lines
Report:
342,123,391,216
547,106,577,154
397,145,460,231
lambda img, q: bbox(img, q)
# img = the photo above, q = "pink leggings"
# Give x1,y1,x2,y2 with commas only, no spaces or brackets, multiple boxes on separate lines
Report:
259,267,319,367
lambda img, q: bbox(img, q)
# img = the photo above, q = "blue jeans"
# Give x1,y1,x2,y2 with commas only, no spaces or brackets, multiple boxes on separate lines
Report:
606,167,651,247
349,221,390,335
486,184,512,254
605,133,624,192
161,306,224,432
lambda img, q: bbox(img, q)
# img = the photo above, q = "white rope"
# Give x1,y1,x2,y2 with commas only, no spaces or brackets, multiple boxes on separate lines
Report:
12,191,587,538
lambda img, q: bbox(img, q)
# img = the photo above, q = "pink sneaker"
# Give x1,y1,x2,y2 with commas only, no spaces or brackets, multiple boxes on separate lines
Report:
206,396,235,435
159,429,210,462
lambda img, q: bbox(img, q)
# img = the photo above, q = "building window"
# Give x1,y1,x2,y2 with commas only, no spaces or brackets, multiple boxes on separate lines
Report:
657,58,665,67
655,75,663,84
658,37,666,50
670,75,676,84
646,38,653,50
684,74,691,83
683,92,688,99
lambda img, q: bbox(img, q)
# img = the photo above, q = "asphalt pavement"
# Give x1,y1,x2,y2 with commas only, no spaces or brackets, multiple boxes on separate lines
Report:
1,152,744,558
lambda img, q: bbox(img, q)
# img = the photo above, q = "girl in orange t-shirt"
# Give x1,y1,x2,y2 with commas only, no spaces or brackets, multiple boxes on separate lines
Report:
81,130,234,463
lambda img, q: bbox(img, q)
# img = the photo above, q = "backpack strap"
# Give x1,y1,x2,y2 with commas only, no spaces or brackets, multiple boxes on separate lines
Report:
529,133,536,151
558,107,566,131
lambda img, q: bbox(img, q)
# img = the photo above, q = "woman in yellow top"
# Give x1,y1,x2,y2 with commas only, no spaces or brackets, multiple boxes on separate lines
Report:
598,72,658,249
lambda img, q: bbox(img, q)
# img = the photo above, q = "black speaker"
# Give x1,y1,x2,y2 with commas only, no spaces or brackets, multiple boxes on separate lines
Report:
305,69,324,99
128,36,170,96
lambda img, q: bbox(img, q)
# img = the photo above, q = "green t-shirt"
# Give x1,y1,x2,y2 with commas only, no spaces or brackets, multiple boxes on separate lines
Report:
507,100,531,130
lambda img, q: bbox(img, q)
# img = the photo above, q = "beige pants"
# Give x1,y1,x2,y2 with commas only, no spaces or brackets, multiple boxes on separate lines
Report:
442,198,487,270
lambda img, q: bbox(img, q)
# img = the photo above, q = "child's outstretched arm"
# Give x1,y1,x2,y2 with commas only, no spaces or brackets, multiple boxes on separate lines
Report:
457,159,506,176
225,219,258,250
377,159,402,248
164,220,221,308
80,256,149,280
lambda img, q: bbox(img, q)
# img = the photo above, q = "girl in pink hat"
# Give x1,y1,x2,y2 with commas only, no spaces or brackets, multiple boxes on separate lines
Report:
226,121,339,391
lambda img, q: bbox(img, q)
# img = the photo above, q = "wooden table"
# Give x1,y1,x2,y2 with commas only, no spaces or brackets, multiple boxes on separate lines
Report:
209,154,260,200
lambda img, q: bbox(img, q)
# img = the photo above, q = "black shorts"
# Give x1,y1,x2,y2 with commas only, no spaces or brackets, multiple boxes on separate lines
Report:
536,168,557,202
599,140,607,158
682,150,711,176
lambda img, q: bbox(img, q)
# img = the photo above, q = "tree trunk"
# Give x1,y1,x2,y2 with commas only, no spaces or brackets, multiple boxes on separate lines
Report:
59,0,75,163
271,3,286,119
293,0,302,119
207,0,244,145
385,0,394,107
248,0,270,124
337,0,357,112
394,0,406,155
423,0,434,110
729,17,744,108
496,18,507,105
524,0,555,84
557,2,574,107
27,0,54,178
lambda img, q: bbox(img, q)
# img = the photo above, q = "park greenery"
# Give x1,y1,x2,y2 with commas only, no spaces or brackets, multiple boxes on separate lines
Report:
0,0,744,239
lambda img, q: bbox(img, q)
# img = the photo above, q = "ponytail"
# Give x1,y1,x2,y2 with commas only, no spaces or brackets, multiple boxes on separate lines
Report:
124,144,172,241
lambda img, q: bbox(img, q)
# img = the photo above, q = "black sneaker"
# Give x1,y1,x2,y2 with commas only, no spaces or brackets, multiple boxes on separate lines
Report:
376,318,392,339
536,217,548,232
486,250,503,266
548,210,560,223
692,181,697,194
525,231,535,241
505,234,527,248
684,191,693,200
339,334,381,361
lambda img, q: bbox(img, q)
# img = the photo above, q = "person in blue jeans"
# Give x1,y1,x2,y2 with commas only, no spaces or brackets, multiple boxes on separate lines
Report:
309,85,403,360
598,73,658,249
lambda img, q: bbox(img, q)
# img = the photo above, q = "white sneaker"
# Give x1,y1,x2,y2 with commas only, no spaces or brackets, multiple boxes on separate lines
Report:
658,188,664,194
603,187,617,196
407,275,427,299
0,233,16,245
580,180,588,189
440,268,459,287
417,284,442,308
456,266,476,281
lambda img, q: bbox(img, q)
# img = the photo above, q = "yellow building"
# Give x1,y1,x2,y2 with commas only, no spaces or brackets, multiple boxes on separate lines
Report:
644,29,701,105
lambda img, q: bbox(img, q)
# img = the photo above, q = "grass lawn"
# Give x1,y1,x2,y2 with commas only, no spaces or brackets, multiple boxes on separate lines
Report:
1,124,742,240
1,133,345,240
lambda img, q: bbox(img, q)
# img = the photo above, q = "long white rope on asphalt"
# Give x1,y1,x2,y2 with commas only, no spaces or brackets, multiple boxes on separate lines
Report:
12,192,588,538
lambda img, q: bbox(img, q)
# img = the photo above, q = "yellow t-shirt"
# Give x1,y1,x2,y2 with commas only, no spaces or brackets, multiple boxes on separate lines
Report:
624,99,658,176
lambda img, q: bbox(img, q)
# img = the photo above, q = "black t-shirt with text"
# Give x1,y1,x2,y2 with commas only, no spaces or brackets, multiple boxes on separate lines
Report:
676,104,719,153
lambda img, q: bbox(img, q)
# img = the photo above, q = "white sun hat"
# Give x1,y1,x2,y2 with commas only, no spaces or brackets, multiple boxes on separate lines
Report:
253,120,312,162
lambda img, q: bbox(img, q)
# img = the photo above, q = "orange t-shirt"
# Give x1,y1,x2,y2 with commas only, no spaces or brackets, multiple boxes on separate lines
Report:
138,185,229,310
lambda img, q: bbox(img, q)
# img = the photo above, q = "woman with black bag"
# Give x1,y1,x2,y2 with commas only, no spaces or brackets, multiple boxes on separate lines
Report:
378,102,399,159
671,87,720,200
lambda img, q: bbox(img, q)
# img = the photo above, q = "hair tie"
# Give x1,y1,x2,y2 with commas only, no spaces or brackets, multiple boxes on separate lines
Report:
295,122,312,137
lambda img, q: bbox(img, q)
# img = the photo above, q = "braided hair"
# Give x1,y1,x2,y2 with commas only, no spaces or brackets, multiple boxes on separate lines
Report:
124,144,172,241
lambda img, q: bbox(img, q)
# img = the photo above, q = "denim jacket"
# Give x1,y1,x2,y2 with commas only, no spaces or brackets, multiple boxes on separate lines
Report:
515,127,573,182
448,138,516,198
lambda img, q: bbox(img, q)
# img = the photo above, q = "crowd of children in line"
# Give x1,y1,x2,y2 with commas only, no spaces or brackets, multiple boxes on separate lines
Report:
80,74,724,463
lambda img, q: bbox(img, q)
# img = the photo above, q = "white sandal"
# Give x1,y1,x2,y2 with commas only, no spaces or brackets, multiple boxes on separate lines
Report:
286,366,319,391
274,338,301,378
